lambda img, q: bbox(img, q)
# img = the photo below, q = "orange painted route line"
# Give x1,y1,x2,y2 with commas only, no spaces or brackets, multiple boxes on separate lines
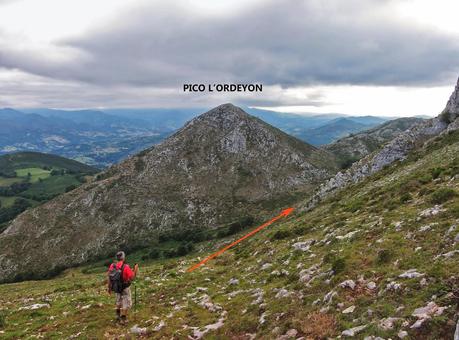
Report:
187,207,294,272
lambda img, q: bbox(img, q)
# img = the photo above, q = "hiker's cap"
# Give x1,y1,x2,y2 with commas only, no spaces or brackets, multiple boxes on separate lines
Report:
116,251,125,260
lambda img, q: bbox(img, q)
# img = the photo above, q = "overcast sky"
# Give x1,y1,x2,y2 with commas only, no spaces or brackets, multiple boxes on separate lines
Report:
0,0,458,116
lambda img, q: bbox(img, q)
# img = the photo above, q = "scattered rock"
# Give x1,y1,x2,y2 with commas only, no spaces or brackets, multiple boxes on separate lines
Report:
412,301,446,319
261,263,272,270
379,317,401,330
398,330,408,339
340,279,356,290
19,303,50,311
342,305,356,314
410,318,426,329
292,241,312,252
228,278,239,285
198,294,222,312
153,320,165,332
298,264,319,284
394,221,403,231
438,250,459,259
259,312,268,325
274,288,291,299
447,224,458,235
399,269,424,279
419,205,445,218
336,230,360,240
323,290,337,304
419,225,432,232
191,311,227,339
131,325,148,335
367,281,377,290
386,281,402,291
251,288,264,305
342,324,367,337
286,329,298,337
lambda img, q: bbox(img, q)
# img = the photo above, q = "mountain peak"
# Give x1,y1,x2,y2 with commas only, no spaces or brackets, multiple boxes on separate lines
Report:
191,103,249,125
442,76,459,123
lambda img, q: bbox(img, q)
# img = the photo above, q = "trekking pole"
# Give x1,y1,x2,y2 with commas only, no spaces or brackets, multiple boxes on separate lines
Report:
133,263,139,322
134,283,137,321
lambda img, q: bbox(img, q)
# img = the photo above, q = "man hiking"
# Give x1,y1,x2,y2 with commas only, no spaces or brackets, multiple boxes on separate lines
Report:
107,251,139,324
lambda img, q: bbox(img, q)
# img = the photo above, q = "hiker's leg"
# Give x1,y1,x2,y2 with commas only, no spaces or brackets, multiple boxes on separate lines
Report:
120,287,132,324
115,293,122,322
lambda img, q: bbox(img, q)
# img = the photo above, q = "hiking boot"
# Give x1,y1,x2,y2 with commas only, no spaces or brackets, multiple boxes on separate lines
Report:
120,315,128,325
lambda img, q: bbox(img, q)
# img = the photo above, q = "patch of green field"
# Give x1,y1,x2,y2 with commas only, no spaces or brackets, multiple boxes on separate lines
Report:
0,177,22,186
21,175,80,199
0,151,98,176
15,168,50,183
0,196,18,208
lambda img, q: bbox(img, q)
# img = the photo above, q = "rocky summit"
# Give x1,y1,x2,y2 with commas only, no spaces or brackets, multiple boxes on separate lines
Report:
0,103,337,283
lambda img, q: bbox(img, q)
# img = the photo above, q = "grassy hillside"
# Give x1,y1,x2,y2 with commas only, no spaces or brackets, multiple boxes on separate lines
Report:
0,152,98,230
0,133,458,338
0,152,98,177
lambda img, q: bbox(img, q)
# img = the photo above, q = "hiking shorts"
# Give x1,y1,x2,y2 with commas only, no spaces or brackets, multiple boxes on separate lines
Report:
115,287,132,310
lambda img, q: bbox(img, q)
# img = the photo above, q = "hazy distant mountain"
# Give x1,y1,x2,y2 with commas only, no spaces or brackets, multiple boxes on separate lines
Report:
104,108,201,130
0,108,172,168
21,108,149,129
246,108,388,145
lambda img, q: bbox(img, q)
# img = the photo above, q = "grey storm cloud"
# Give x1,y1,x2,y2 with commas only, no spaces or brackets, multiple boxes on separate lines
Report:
1,0,459,109
1,0,459,90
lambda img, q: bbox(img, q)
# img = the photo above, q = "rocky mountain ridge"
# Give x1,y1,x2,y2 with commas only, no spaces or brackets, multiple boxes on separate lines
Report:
304,77,459,210
0,104,337,283
323,117,423,168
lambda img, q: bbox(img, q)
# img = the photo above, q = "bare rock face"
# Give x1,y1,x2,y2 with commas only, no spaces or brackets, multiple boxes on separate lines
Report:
304,76,459,210
324,117,423,167
0,103,337,283
442,77,459,123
